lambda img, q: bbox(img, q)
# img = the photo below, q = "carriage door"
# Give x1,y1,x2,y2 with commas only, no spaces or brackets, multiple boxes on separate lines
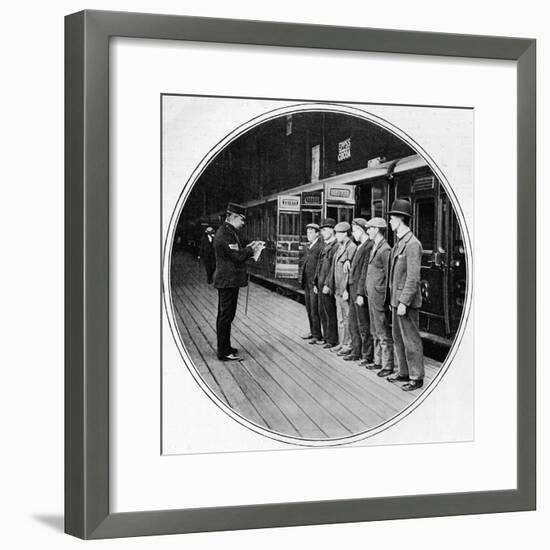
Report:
412,176,448,338
299,190,323,276
300,191,323,242
276,195,301,279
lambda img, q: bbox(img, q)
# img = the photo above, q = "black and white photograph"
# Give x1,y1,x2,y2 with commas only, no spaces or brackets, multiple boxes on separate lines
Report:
1,0,543,545
162,96,474,453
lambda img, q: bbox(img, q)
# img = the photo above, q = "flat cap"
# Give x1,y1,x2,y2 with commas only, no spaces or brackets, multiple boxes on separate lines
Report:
320,217,337,229
305,223,320,231
351,217,368,230
226,202,246,219
334,221,351,233
366,217,387,229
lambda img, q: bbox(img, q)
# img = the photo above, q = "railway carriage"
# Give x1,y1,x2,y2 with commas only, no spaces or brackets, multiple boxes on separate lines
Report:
238,153,467,350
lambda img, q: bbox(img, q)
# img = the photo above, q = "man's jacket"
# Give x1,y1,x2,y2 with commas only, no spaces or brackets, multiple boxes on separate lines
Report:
213,222,253,288
388,230,423,308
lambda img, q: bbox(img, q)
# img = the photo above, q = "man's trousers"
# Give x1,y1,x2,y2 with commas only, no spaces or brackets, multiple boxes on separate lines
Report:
216,287,240,358
391,306,424,380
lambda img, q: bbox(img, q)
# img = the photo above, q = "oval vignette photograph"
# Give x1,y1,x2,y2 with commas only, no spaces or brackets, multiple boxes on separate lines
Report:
161,96,474,453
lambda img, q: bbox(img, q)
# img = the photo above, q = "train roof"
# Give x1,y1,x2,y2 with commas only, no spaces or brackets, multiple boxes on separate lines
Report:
393,154,428,174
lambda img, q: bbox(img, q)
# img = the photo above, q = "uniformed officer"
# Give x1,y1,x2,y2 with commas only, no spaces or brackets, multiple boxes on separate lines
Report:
346,218,374,363
313,218,339,349
300,223,324,344
198,226,216,284
213,203,264,361
365,217,394,375
386,199,425,391
328,221,357,355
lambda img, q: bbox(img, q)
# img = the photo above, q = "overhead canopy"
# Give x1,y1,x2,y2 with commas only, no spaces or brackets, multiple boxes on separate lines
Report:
328,159,397,185
393,154,428,174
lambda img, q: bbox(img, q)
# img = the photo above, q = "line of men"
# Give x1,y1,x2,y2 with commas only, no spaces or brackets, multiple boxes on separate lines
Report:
301,199,425,392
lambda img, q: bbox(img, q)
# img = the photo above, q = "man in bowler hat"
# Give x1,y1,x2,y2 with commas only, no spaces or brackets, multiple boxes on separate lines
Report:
198,226,216,284
313,218,339,348
365,217,394,375
213,203,264,361
346,218,374,364
386,199,425,390
300,222,324,344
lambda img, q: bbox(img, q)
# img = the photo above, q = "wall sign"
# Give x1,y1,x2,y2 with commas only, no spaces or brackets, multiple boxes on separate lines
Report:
338,137,351,161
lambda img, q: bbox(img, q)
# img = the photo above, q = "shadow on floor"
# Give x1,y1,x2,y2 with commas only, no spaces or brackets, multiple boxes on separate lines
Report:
32,514,64,532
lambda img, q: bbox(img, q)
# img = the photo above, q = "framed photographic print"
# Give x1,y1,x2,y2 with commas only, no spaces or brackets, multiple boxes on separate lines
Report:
65,9,536,539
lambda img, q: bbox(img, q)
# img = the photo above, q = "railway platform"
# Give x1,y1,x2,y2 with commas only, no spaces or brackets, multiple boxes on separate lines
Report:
170,250,442,440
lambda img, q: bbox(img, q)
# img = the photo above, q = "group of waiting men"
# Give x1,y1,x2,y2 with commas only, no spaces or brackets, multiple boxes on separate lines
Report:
300,198,425,392
200,200,424,391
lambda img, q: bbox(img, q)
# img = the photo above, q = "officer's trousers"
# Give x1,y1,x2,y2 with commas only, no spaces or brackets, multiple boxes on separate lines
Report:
216,287,240,358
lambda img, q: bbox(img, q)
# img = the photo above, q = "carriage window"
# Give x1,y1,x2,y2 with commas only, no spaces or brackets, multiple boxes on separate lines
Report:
326,206,337,220
415,198,435,251
338,206,354,223
396,179,411,200
301,210,322,236
279,213,299,236
373,199,384,218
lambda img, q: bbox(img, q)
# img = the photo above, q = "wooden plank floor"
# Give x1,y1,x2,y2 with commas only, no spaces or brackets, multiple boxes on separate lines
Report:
170,250,442,440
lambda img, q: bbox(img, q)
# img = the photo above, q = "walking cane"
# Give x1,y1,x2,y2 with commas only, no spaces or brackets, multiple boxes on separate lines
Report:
245,273,251,316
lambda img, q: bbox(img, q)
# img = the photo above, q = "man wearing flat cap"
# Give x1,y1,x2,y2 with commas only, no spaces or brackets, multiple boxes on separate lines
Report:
386,199,425,391
213,203,264,361
198,226,216,284
300,222,323,344
313,218,339,348
328,221,357,355
365,217,394,375
345,218,374,363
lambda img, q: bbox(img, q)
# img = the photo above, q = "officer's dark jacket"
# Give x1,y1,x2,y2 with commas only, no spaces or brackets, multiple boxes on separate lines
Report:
365,237,391,311
349,239,373,297
300,236,323,289
314,239,339,290
213,222,253,288
199,233,216,262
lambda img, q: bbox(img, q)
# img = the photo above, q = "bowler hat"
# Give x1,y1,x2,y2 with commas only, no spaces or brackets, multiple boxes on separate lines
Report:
334,221,351,233
351,217,368,231
226,202,246,219
320,218,336,229
366,217,387,229
388,199,412,217
305,223,320,231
